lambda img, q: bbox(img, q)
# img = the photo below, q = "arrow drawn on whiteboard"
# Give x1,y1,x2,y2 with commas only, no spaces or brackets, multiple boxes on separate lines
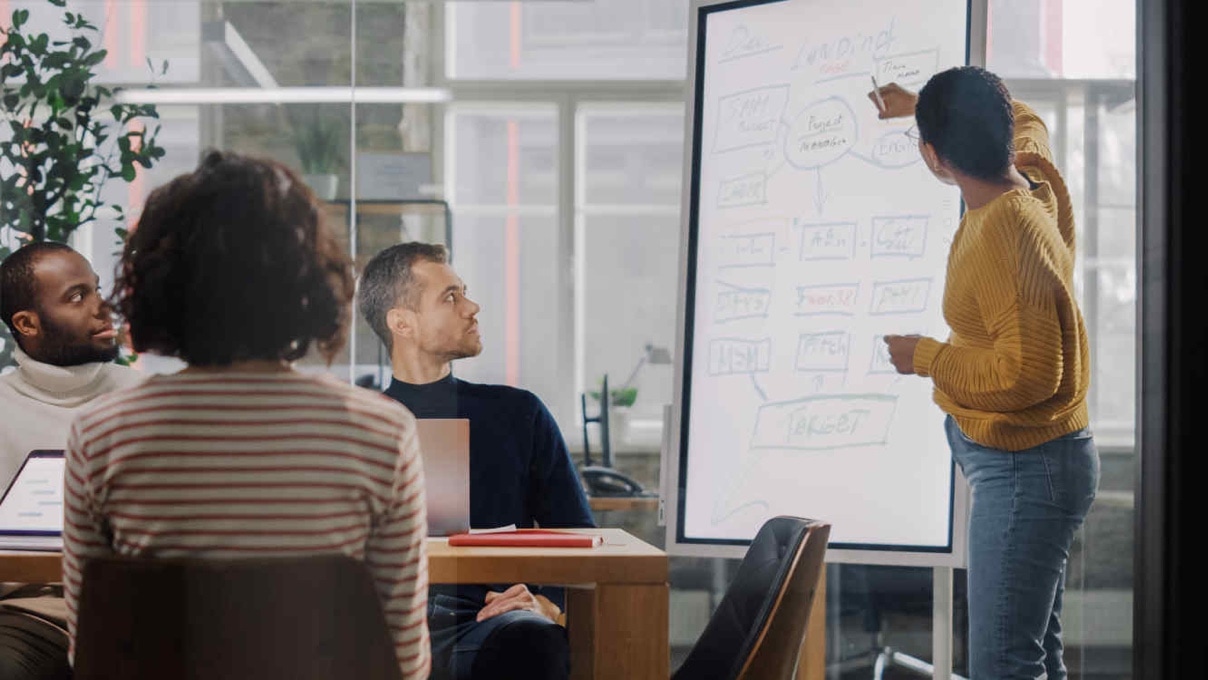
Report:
813,170,829,214
763,119,792,179
750,373,767,401
848,150,875,165
711,498,771,526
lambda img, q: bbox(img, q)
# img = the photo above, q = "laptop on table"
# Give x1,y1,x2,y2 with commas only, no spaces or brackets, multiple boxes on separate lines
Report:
413,419,471,537
0,420,472,550
0,450,65,552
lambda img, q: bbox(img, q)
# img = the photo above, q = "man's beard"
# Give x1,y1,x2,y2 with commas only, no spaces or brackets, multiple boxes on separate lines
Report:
436,337,482,363
441,345,481,363
36,316,119,367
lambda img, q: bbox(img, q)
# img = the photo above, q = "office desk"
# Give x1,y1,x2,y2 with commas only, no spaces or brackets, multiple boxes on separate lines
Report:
0,551,58,583
1,528,669,680
588,495,659,512
430,528,668,679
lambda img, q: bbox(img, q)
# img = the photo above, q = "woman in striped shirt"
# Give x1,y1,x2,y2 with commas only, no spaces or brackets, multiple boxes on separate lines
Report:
61,151,430,679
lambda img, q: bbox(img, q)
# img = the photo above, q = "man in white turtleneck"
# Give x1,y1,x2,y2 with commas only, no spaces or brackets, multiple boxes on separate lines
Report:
0,242,142,484
0,242,142,680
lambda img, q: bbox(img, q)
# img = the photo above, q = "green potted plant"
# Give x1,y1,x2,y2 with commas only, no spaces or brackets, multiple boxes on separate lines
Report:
589,376,638,445
290,111,343,200
0,1,167,369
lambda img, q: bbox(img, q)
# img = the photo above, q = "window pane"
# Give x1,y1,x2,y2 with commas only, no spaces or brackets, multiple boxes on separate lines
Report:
448,0,688,80
581,213,680,422
1090,263,1136,438
994,12,1137,675
582,108,686,206
9,0,203,85
444,107,564,426
449,214,566,425
987,0,1135,79
578,106,685,449
1060,0,1135,79
450,109,557,206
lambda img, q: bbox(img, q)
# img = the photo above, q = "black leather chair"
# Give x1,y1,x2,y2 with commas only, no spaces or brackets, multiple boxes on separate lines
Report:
672,516,831,680
72,553,403,680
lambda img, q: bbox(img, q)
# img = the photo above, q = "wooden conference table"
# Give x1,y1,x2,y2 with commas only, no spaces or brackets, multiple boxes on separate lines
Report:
1,528,670,680
1,529,828,679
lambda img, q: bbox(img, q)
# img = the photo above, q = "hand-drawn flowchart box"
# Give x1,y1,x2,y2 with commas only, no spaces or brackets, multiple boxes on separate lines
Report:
869,278,931,315
798,221,856,260
708,338,773,375
718,231,777,268
870,216,928,258
750,394,898,450
874,49,939,88
713,85,790,153
794,283,860,316
718,172,768,208
794,331,851,372
715,283,772,322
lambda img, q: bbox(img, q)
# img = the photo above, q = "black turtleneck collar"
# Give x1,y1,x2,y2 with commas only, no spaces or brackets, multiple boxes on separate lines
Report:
384,373,460,419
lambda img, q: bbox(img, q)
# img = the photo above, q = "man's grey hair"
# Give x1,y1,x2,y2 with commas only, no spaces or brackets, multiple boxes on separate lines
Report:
357,242,449,349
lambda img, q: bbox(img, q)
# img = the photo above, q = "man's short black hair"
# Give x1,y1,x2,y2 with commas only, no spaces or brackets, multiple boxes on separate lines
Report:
0,241,77,348
915,65,1016,181
112,150,355,366
357,242,449,350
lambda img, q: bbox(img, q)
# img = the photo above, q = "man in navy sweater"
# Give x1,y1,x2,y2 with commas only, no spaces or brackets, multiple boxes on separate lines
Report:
357,242,595,680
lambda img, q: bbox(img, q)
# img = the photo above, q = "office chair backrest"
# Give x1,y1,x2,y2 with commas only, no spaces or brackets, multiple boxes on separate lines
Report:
72,553,403,680
671,516,831,680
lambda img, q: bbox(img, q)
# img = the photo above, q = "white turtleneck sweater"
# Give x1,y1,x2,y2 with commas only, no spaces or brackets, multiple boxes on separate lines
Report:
0,347,143,488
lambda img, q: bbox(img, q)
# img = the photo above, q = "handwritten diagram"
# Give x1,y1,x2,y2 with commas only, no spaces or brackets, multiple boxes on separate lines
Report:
682,0,966,547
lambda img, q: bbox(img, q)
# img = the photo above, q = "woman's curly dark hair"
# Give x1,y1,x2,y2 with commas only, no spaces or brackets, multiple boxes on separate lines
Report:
915,65,1016,181
113,150,354,366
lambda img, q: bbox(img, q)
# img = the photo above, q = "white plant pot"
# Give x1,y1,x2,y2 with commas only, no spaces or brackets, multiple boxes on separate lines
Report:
609,407,631,447
302,173,339,200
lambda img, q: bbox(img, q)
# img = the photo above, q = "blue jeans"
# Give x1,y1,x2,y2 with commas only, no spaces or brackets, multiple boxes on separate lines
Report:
428,593,570,680
945,416,1099,680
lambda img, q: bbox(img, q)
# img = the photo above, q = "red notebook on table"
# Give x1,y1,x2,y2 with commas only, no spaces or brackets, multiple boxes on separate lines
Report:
447,528,603,548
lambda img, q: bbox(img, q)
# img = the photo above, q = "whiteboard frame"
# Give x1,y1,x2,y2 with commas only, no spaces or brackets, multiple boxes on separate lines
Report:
664,0,986,566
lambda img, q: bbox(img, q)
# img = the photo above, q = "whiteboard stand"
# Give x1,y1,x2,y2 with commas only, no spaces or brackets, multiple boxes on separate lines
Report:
669,1,982,678
859,566,965,680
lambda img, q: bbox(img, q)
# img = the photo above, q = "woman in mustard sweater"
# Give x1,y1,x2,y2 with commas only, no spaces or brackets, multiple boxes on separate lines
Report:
872,66,1099,679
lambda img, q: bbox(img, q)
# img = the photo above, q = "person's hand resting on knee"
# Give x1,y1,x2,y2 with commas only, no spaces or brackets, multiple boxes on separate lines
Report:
477,585,561,624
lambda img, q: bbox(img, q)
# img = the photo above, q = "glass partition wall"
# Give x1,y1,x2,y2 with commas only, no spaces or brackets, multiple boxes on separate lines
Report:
6,1,1138,677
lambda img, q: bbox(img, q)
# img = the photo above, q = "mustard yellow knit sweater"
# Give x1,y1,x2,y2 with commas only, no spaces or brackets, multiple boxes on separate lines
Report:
912,101,1091,451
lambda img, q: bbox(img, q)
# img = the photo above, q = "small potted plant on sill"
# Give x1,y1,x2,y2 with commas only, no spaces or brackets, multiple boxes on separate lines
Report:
290,112,343,201
589,377,638,446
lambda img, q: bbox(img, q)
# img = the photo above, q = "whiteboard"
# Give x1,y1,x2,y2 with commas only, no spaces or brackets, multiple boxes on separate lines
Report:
666,0,973,566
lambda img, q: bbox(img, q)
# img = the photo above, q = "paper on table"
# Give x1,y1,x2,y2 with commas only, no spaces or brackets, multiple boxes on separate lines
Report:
448,530,603,548
468,524,518,534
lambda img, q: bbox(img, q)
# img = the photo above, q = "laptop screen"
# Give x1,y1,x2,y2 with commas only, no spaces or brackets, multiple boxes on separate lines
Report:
0,450,65,537
413,419,471,537
0,451,64,553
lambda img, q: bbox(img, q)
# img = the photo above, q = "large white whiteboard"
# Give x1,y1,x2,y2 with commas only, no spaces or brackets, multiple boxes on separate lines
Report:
666,0,972,565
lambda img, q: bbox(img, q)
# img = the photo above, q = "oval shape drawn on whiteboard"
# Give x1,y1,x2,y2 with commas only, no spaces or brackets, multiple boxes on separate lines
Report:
784,97,857,170
868,129,922,169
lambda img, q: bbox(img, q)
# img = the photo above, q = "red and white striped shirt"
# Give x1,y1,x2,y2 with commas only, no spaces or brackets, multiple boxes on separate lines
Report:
62,370,430,679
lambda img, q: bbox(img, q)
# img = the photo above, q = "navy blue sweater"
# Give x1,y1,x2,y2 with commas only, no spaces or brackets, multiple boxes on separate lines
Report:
384,374,595,609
